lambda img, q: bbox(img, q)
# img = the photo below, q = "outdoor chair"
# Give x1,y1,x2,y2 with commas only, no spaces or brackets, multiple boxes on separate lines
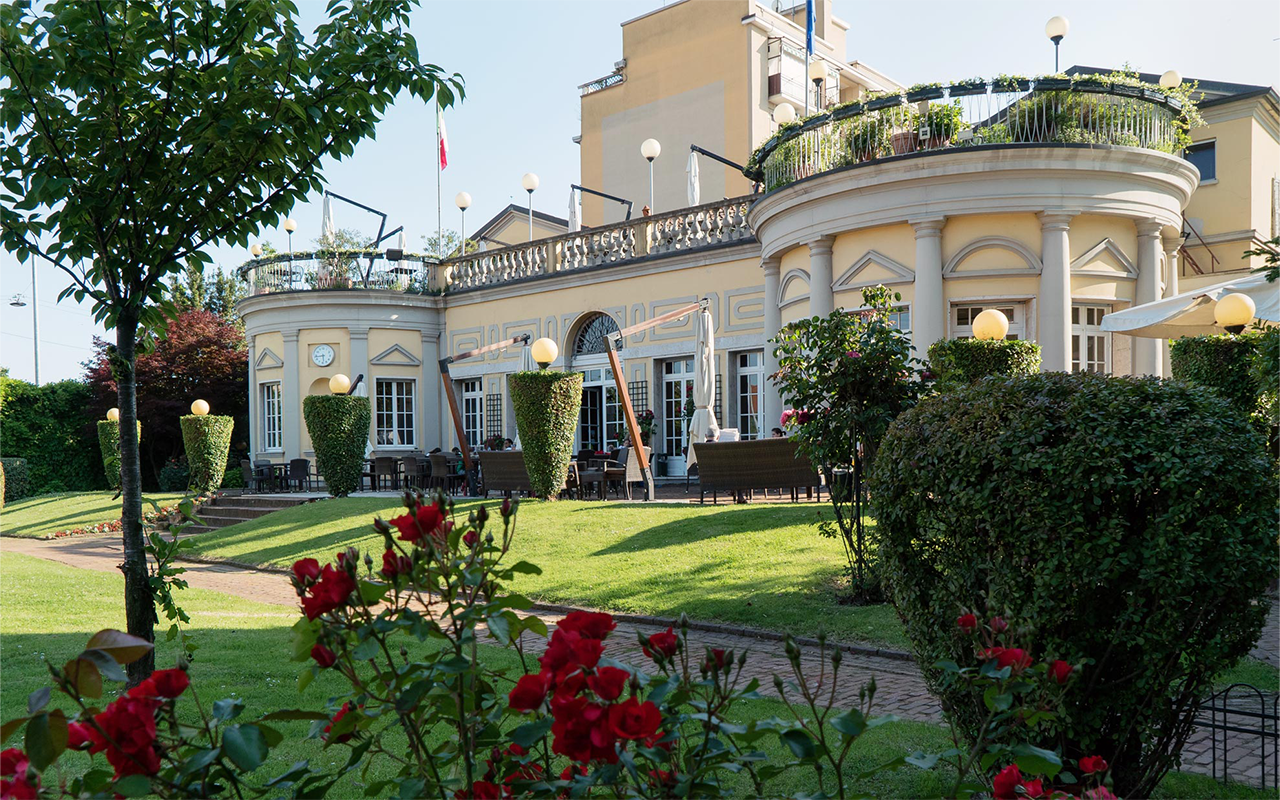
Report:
241,459,269,493
430,453,465,496
477,451,532,497
691,440,821,505
603,446,650,501
287,458,314,492
402,456,426,490
373,456,399,491
253,459,278,492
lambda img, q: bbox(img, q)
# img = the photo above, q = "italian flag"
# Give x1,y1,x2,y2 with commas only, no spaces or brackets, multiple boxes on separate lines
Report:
437,104,449,170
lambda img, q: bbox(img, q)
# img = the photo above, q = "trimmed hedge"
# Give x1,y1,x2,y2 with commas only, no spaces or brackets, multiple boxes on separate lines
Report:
1,457,29,505
181,414,234,492
926,338,1041,390
0,375,103,493
871,372,1277,797
1169,333,1261,415
97,420,141,491
303,395,371,497
510,371,584,499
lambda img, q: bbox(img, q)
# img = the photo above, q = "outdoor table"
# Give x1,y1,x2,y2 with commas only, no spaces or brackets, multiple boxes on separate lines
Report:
265,464,287,492
578,468,607,501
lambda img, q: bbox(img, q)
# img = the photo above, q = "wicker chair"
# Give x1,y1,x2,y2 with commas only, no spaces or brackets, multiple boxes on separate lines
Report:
478,451,532,497
372,456,399,491
402,456,427,490
287,458,314,492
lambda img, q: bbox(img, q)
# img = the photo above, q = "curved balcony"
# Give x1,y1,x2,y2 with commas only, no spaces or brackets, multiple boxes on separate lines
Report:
746,75,1194,193
238,250,440,296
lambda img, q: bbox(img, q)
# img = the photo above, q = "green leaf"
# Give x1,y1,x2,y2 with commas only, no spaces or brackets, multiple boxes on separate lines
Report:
1012,743,1063,778
25,710,67,771
113,774,152,797
830,709,867,738
486,612,511,644
222,724,269,772
178,747,221,775
1,718,28,744
212,698,245,722
508,717,553,749
62,658,103,699
85,630,154,665
780,729,816,759
27,687,50,714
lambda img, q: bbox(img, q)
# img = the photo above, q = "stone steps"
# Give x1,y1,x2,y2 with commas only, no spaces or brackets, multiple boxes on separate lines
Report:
179,493,310,535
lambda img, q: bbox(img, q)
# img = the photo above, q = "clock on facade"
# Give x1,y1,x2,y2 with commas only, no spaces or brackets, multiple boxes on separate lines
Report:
312,344,335,367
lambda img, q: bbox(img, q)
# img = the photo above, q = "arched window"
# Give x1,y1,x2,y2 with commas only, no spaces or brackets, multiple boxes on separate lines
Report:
573,313,620,356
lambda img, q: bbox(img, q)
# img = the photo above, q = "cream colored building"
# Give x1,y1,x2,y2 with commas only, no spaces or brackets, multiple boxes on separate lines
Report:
238,0,1279,481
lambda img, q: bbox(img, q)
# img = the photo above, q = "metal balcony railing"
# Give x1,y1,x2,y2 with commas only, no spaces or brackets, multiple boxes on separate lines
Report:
443,196,756,294
238,251,440,297
747,77,1192,193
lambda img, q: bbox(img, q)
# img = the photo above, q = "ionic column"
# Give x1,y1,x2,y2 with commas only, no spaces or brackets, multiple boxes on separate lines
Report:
1038,212,1076,372
762,256,783,432
808,235,836,318
909,217,946,358
281,330,301,459
1133,220,1164,376
247,339,258,458
1161,235,1184,376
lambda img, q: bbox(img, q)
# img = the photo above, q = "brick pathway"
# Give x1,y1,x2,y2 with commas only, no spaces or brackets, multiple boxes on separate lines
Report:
2,534,1274,786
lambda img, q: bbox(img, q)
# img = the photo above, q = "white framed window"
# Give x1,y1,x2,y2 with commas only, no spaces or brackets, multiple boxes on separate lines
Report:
736,351,764,440
375,378,416,448
1071,305,1110,374
260,382,282,452
662,359,694,469
461,379,484,448
953,303,1025,340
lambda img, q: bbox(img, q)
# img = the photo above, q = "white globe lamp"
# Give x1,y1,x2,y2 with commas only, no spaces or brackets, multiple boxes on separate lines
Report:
972,309,1010,341
530,338,559,369
328,373,352,395
190,399,210,416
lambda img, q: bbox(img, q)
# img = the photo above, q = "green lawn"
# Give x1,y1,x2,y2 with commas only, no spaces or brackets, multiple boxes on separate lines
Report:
1,551,1265,799
1217,656,1280,693
0,491,187,539
189,497,909,649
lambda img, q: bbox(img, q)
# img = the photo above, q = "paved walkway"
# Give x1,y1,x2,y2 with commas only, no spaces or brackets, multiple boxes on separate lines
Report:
2,534,1275,786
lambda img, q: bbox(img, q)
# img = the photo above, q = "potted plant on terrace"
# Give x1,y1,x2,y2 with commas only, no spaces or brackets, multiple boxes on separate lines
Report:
920,101,968,146
948,76,988,97
905,82,944,103
993,73,1032,93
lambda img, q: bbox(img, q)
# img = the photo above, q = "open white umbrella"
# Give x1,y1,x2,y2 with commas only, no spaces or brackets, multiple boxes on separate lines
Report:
1101,273,1278,338
568,188,581,233
686,151,700,207
685,307,719,466
512,344,536,450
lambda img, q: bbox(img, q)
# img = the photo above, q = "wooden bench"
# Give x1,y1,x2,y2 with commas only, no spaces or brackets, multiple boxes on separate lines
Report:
478,451,532,497
690,440,822,504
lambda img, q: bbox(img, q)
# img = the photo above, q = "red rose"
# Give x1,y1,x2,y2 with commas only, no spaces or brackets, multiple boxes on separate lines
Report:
642,628,678,660
127,677,157,699
1078,755,1109,774
539,629,603,675
392,503,446,545
557,611,616,640
508,673,551,712
0,750,28,777
323,702,356,744
148,668,190,698
1021,778,1045,798
995,648,1031,673
66,723,93,751
956,614,978,633
989,616,1008,633
992,764,1021,800
90,695,162,778
463,530,479,548
587,667,630,702
464,780,502,800
291,558,321,584
551,700,616,764
1049,660,1073,684
381,549,411,578
311,644,337,668
300,564,356,620
704,648,729,671
609,698,661,741
1083,788,1119,800
0,773,38,799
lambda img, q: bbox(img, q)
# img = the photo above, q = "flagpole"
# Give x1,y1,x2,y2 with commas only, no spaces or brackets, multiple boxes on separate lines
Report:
436,98,443,259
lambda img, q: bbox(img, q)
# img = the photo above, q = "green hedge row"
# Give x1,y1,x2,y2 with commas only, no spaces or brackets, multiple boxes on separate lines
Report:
1169,333,1263,415
872,372,1276,796
927,338,1041,389
303,395,371,497
509,371,583,499
1,457,29,505
0,375,104,494
181,415,235,492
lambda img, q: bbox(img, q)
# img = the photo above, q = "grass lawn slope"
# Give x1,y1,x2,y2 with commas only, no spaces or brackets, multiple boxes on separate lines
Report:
1,491,186,539
189,497,908,648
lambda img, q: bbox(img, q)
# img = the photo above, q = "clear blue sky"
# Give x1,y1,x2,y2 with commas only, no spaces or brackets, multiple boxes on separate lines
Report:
3,0,1277,384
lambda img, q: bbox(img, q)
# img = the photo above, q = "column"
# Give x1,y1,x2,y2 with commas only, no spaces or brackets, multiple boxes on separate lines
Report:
1037,212,1075,372
762,256,783,433
247,338,258,458
909,217,946,358
1161,235,1184,376
808,235,836,318
1133,220,1164,377
348,327,371,451
421,325,445,451
281,330,301,459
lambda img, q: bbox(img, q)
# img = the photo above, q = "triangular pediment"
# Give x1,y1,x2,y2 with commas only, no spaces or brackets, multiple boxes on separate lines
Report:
834,250,914,290
370,343,422,366
255,347,283,370
1071,238,1137,279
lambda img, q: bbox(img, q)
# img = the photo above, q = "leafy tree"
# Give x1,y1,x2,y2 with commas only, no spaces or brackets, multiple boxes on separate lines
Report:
422,228,478,258
1,0,461,681
772,286,927,599
168,264,247,322
1245,235,1279,283
85,310,248,490
0,370,104,493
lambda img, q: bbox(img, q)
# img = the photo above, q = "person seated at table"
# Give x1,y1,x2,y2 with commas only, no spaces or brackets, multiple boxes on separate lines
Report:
771,427,785,438
504,438,514,450
429,447,442,454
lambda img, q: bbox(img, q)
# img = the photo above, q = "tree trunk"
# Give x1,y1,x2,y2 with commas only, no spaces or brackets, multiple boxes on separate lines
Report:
115,310,155,684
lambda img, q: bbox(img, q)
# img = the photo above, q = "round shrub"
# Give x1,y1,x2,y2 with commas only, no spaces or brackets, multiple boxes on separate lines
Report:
926,338,1041,390
871,372,1277,797
1170,333,1262,415
509,371,583,499
97,420,141,491
303,395,371,497
180,414,234,492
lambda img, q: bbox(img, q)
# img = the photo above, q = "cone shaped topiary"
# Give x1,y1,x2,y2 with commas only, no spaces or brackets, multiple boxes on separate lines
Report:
97,420,141,491
509,371,583,499
303,395,372,497
181,414,234,492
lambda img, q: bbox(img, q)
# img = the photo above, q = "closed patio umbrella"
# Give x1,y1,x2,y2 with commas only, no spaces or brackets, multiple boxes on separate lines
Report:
568,188,581,233
512,344,535,450
685,306,719,466
1101,273,1278,338
686,151,700,207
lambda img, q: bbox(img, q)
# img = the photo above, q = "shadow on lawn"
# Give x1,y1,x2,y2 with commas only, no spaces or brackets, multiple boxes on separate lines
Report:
580,504,824,557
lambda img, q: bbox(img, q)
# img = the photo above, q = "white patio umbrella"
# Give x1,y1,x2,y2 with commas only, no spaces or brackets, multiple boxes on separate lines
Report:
352,378,375,456
568,188,581,233
396,230,407,251
686,151,701,207
320,194,336,245
1101,273,1278,338
512,344,536,450
685,307,719,466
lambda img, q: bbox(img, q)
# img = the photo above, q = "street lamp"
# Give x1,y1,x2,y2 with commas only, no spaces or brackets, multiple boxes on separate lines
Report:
1214,293,1256,335
772,102,796,128
808,59,827,111
972,309,1010,340
250,243,263,258
329,373,352,395
191,399,210,416
283,218,297,259
106,408,120,422
530,337,559,369
1159,70,1182,89
455,192,472,254
521,173,539,242
1045,16,1069,73
640,138,661,213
